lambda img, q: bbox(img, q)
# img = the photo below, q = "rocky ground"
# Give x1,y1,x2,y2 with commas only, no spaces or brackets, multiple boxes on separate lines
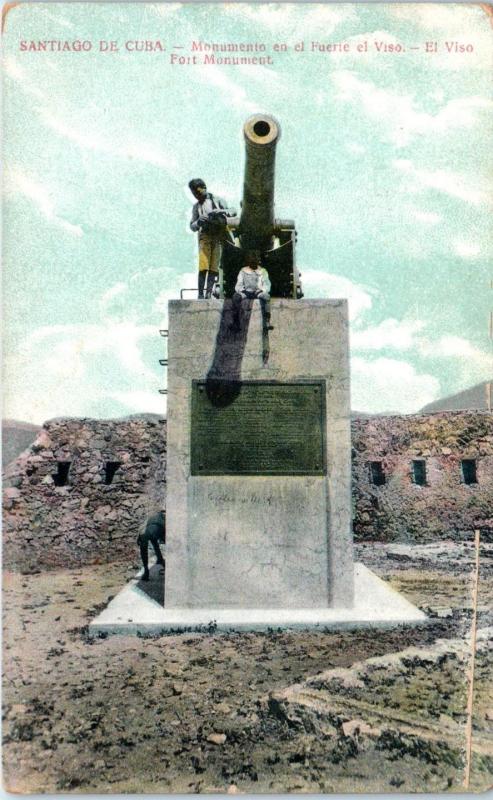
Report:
3,542,492,794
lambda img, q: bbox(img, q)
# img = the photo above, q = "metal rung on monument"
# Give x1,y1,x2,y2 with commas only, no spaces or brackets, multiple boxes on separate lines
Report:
159,359,168,366
180,288,198,299
159,329,169,337
158,389,168,395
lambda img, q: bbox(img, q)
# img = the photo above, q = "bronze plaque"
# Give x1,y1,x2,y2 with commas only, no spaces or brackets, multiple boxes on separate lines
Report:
191,381,326,475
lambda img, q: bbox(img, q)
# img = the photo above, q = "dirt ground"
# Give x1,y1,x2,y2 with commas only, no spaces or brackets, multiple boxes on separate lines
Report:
3,542,492,794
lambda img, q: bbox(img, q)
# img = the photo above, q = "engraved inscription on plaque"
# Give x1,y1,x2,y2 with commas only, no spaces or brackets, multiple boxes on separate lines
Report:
191,381,326,475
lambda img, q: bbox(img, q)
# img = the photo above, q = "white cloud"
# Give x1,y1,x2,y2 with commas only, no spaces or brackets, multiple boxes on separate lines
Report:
150,4,182,17
333,70,492,147
237,62,285,91
153,271,198,316
4,168,83,236
390,3,474,29
43,10,76,29
3,56,25,81
25,322,156,380
453,240,481,259
5,170,53,216
4,321,161,424
393,159,490,207
225,4,355,35
421,335,492,365
39,111,107,150
194,67,258,115
109,390,166,415
411,209,442,225
351,356,440,413
129,266,170,284
417,169,489,207
388,5,492,69
352,315,493,403
300,270,373,321
3,56,46,99
120,140,180,172
36,109,180,178
350,320,493,410
100,283,131,322
205,184,237,205
345,142,366,156
352,318,425,351
101,282,128,308
418,335,493,391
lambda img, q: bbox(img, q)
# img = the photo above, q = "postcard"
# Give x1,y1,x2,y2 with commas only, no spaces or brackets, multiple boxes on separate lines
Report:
2,1,492,794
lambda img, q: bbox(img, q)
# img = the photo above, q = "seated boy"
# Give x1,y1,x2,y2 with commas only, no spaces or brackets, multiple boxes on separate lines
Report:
232,252,273,332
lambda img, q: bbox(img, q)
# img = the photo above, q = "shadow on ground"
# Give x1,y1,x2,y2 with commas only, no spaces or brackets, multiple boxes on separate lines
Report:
136,563,165,606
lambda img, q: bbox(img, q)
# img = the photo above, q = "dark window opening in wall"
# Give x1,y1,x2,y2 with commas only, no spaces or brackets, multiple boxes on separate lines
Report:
412,459,427,486
369,461,386,486
105,461,121,485
461,459,477,485
53,462,71,487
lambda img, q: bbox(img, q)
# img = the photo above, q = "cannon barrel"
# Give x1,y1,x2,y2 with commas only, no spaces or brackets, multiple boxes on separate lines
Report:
220,114,302,299
239,114,281,252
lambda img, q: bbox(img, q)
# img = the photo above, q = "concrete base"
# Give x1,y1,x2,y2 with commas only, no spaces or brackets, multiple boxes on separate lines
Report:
88,563,427,636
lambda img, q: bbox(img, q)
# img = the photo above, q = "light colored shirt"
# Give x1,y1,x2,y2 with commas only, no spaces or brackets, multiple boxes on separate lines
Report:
190,193,234,234
235,267,271,295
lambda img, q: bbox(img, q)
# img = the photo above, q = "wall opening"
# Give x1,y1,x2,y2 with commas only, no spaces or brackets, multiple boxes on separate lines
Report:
105,461,121,485
369,461,385,486
461,459,477,485
53,461,71,487
412,459,427,486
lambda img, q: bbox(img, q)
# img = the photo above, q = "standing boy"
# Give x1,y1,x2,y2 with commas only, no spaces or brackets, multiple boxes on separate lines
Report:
189,179,234,299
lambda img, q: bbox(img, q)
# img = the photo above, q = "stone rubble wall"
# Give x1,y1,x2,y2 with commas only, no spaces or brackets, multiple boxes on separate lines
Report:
2,411,492,571
352,411,493,542
2,417,166,571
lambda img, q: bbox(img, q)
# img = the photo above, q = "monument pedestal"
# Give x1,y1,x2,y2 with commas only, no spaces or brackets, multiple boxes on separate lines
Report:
165,298,353,610
88,563,427,635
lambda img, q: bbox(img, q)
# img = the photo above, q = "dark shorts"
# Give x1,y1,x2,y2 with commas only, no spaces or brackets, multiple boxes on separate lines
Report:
137,512,165,545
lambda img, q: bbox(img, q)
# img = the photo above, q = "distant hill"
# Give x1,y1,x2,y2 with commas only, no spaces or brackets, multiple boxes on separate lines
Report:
2,419,41,470
420,381,492,413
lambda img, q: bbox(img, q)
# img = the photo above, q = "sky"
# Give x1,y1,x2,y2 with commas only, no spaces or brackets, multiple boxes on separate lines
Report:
2,2,492,423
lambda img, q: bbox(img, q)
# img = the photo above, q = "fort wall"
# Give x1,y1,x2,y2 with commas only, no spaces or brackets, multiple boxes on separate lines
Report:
2,416,166,570
352,411,493,542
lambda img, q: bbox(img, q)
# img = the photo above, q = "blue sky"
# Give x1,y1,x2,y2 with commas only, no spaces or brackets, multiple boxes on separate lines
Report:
2,2,492,423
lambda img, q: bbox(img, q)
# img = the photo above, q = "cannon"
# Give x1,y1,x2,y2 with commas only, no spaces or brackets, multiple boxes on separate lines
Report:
220,114,303,299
